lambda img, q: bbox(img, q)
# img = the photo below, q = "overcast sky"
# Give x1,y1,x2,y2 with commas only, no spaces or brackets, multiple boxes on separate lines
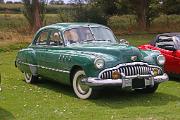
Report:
4,0,69,3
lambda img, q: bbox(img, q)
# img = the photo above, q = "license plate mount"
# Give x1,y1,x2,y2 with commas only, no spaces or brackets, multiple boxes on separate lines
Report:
122,79,132,88
132,78,145,89
145,78,154,86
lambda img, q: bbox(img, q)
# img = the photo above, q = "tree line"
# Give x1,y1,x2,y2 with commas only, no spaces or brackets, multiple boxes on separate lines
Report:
23,0,180,32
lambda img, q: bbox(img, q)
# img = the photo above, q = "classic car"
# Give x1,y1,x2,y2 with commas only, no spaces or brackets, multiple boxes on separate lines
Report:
138,33,180,77
15,23,168,99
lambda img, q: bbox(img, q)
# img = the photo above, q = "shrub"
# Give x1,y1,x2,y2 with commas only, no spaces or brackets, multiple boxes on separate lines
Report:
70,5,107,25
151,14,180,32
107,15,137,33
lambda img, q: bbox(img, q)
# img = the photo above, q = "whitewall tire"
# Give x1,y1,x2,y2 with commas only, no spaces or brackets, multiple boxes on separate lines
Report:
24,72,37,83
72,70,95,99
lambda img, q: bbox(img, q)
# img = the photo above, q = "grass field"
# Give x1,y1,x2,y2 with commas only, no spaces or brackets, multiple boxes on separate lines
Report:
0,4,180,120
0,35,180,120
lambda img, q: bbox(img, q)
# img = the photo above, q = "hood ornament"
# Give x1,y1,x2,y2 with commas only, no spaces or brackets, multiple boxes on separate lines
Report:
131,56,137,61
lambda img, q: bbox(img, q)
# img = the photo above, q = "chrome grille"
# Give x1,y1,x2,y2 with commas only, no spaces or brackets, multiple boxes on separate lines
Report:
100,63,163,79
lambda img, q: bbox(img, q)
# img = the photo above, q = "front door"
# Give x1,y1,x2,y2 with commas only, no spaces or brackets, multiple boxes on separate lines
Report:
44,30,70,84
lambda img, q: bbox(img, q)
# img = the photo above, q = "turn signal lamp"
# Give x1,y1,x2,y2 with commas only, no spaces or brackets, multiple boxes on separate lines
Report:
153,68,159,76
112,71,121,79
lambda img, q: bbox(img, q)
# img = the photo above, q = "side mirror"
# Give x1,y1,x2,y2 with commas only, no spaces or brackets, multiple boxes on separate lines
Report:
119,39,129,45
164,46,176,51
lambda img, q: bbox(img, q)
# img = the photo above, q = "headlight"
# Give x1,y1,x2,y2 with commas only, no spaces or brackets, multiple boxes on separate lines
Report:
157,55,165,65
94,58,104,69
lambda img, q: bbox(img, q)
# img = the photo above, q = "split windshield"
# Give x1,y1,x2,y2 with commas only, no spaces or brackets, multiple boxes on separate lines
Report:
64,27,117,44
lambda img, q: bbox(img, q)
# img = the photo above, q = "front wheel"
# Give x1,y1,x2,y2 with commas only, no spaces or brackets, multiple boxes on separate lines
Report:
135,84,159,93
72,70,97,99
24,72,37,83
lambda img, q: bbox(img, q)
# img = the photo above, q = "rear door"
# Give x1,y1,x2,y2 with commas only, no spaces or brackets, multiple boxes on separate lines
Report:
32,29,51,76
32,29,71,84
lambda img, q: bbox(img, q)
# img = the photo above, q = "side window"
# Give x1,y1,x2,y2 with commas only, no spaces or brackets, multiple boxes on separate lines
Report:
36,31,49,45
49,31,63,46
64,29,79,44
156,36,175,49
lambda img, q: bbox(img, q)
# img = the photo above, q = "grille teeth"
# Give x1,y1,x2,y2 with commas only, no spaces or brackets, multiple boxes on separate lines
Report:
100,64,162,79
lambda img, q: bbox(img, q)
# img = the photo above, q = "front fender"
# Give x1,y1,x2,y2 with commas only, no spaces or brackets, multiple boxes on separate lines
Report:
68,52,118,77
140,49,162,66
68,53,99,77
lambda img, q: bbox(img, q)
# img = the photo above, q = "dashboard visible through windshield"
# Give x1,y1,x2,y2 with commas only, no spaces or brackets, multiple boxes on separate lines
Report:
63,27,117,44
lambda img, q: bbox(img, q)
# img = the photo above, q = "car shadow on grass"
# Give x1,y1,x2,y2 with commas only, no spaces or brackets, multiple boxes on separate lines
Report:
169,76,180,82
32,78,75,98
90,87,180,108
30,79,180,109
0,107,15,120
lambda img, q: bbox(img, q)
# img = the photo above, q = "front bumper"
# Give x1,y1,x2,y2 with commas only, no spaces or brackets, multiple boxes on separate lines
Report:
83,73,168,88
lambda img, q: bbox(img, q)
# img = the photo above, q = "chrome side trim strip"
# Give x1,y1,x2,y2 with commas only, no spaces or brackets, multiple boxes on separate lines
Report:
38,65,70,73
17,60,70,73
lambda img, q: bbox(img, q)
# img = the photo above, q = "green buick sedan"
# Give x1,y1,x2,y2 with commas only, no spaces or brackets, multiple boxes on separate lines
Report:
15,23,168,99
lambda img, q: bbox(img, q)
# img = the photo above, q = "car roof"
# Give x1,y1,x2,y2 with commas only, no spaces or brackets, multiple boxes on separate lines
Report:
39,23,107,31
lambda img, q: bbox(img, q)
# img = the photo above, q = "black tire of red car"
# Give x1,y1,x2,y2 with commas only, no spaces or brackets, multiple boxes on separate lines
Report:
135,84,159,93
72,70,98,99
24,72,38,83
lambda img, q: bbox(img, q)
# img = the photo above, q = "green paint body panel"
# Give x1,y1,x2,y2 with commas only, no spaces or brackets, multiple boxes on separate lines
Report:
15,23,163,86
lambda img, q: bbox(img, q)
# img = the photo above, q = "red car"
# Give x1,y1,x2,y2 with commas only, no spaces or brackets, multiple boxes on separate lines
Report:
139,33,180,77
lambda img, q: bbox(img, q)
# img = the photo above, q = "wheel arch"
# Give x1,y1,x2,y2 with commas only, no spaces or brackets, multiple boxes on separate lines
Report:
70,65,83,85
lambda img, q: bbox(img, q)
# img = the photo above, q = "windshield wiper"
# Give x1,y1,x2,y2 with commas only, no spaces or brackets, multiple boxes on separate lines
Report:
95,39,111,42
83,39,95,42
83,39,111,42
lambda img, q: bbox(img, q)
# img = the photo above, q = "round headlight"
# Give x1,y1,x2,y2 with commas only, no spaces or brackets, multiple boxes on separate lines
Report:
157,55,165,65
94,58,104,69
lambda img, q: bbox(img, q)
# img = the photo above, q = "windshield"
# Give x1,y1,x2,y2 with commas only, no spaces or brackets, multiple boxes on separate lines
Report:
176,36,180,49
158,35,180,50
64,27,117,44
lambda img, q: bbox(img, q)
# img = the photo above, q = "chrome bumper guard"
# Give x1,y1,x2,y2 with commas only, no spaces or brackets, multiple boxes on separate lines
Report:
83,73,168,88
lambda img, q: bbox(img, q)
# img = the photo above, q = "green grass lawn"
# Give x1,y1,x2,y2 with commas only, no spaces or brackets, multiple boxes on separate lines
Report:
119,34,155,47
0,35,180,120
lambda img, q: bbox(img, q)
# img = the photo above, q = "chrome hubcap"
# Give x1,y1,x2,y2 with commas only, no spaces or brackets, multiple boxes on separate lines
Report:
76,75,90,95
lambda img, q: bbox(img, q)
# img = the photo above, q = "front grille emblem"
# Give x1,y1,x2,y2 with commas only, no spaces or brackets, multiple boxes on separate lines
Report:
131,56,137,61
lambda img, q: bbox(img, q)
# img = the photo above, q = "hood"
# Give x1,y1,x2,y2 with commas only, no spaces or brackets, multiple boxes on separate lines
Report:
67,42,143,63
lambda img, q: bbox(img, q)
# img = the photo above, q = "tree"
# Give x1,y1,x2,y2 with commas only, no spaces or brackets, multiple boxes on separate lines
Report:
23,0,46,32
69,0,107,24
128,0,148,30
127,0,160,30
69,0,86,22
161,0,180,15
90,0,119,16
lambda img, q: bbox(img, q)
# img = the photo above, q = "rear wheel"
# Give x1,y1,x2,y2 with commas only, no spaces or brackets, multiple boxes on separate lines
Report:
72,70,97,99
24,72,38,83
135,84,159,93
